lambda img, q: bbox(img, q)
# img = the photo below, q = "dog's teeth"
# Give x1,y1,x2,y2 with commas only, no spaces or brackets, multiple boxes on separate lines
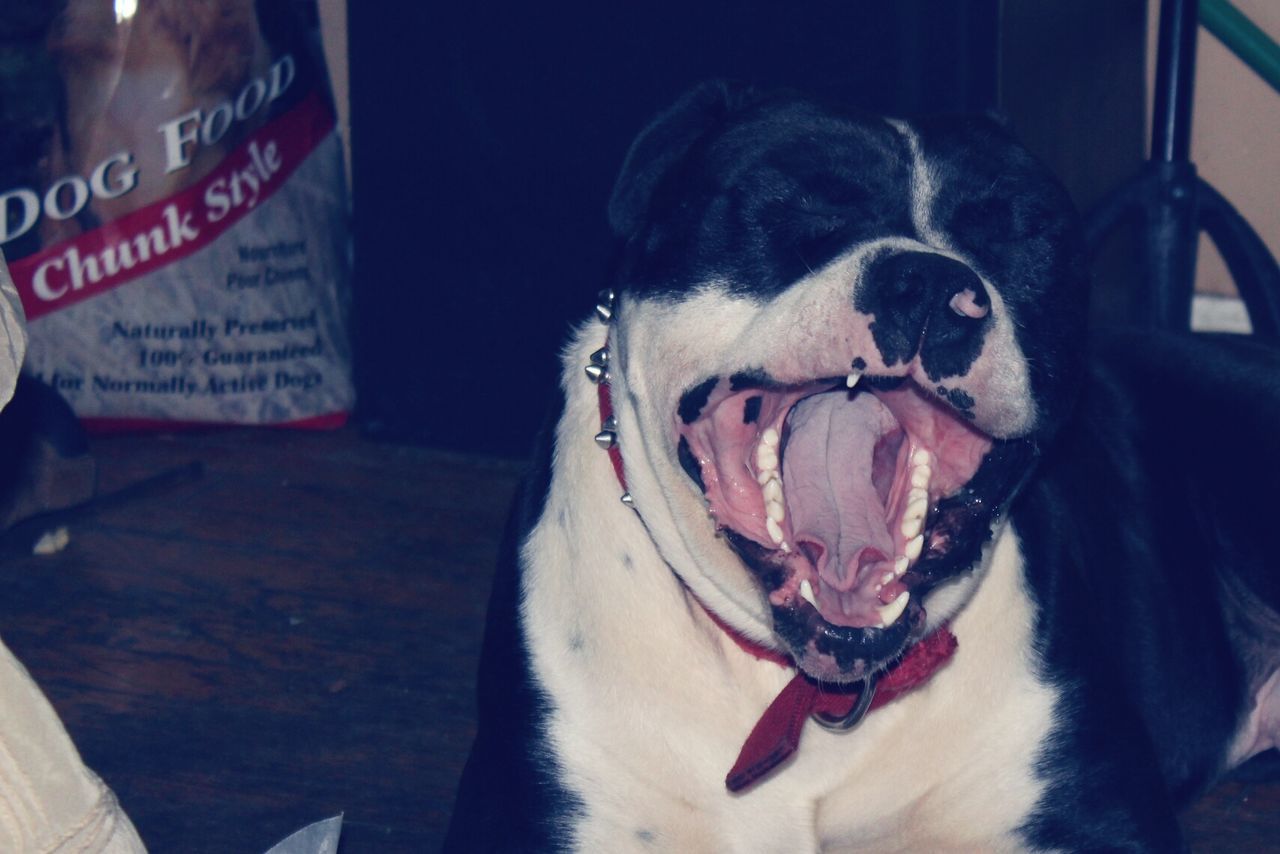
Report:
894,556,909,576
766,499,786,523
911,448,931,467
905,534,924,561
905,497,928,522
846,370,861,388
766,517,785,545
761,427,780,447
799,578,817,607
879,570,894,587
756,467,776,485
900,515,922,539
908,487,928,504
877,591,910,627
756,442,778,472
762,477,783,503
910,466,931,489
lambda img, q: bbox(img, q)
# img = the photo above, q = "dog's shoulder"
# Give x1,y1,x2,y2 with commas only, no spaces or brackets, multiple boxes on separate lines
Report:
444,389,585,853
1005,330,1280,850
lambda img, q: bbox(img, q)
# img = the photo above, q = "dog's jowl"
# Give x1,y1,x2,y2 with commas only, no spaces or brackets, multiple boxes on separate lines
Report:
447,81,1280,852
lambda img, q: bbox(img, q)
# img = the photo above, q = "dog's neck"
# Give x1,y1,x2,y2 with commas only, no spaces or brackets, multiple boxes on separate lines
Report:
581,304,957,792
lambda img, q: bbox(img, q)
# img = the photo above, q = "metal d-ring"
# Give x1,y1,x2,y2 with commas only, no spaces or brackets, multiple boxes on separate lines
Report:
812,673,879,732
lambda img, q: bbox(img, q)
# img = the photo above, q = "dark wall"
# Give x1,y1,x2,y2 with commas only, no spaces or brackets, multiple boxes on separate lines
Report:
348,1,999,455
1000,0,1148,323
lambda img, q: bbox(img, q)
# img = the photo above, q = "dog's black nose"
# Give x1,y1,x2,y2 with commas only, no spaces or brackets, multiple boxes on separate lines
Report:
857,250,992,372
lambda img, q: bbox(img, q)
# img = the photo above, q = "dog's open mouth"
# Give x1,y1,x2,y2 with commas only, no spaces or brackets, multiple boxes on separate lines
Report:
678,371,1005,682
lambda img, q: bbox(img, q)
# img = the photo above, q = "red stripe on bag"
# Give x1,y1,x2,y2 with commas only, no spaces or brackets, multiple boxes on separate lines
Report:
10,92,336,321
80,410,349,435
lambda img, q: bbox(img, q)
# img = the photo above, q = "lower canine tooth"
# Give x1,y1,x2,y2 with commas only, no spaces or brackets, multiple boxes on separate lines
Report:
799,578,817,607
877,591,910,627
766,517,784,545
894,556,909,576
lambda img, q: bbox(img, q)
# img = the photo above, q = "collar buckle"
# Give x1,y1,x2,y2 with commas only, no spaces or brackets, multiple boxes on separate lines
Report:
811,673,879,731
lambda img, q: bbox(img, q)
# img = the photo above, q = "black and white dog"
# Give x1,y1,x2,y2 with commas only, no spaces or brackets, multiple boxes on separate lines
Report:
446,82,1280,852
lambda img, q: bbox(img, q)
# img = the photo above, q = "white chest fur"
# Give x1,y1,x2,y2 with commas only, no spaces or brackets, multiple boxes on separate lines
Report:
520,343,1060,853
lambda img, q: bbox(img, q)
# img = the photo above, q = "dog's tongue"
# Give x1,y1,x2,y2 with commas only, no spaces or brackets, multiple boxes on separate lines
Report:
783,392,900,591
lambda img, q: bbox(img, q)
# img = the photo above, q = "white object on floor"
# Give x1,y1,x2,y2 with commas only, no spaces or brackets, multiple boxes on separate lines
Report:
0,635,147,853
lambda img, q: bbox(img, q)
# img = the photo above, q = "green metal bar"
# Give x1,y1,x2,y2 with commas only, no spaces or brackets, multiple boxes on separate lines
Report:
1200,0,1280,95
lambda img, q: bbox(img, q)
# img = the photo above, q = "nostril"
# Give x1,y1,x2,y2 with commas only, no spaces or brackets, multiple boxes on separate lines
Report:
948,287,990,320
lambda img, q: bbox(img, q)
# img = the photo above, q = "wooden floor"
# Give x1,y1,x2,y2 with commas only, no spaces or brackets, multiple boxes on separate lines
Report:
0,429,1275,852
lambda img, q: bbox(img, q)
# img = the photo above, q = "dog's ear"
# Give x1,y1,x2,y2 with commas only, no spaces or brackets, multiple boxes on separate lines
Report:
608,79,759,238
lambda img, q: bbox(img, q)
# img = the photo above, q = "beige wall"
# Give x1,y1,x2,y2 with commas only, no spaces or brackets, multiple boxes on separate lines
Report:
1148,0,1280,297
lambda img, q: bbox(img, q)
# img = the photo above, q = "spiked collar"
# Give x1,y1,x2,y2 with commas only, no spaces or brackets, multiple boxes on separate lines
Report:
583,289,957,792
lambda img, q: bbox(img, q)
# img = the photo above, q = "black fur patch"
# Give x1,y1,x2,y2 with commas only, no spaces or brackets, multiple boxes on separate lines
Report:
677,436,706,492
678,377,718,424
947,388,975,411
609,82,917,299
743,395,763,424
443,386,585,850
730,369,770,390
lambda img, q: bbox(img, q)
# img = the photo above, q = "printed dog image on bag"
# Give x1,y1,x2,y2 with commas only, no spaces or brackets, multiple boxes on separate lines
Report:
0,0,353,428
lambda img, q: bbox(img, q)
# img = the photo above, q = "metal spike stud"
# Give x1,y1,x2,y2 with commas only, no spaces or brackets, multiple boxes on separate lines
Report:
590,347,609,366
601,415,617,432
595,289,616,323
584,364,609,384
620,492,635,507
594,430,617,450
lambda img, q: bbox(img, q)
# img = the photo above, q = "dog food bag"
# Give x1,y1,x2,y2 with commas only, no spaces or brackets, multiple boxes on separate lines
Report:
0,1,353,428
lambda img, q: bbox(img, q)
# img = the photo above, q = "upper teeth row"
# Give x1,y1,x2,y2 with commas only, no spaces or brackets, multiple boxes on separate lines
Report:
900,449,932,557
755,427,787,548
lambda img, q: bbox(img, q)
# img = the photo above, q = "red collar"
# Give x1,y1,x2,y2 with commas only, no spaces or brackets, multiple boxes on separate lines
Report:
708,605,957,792
588,333,957,792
